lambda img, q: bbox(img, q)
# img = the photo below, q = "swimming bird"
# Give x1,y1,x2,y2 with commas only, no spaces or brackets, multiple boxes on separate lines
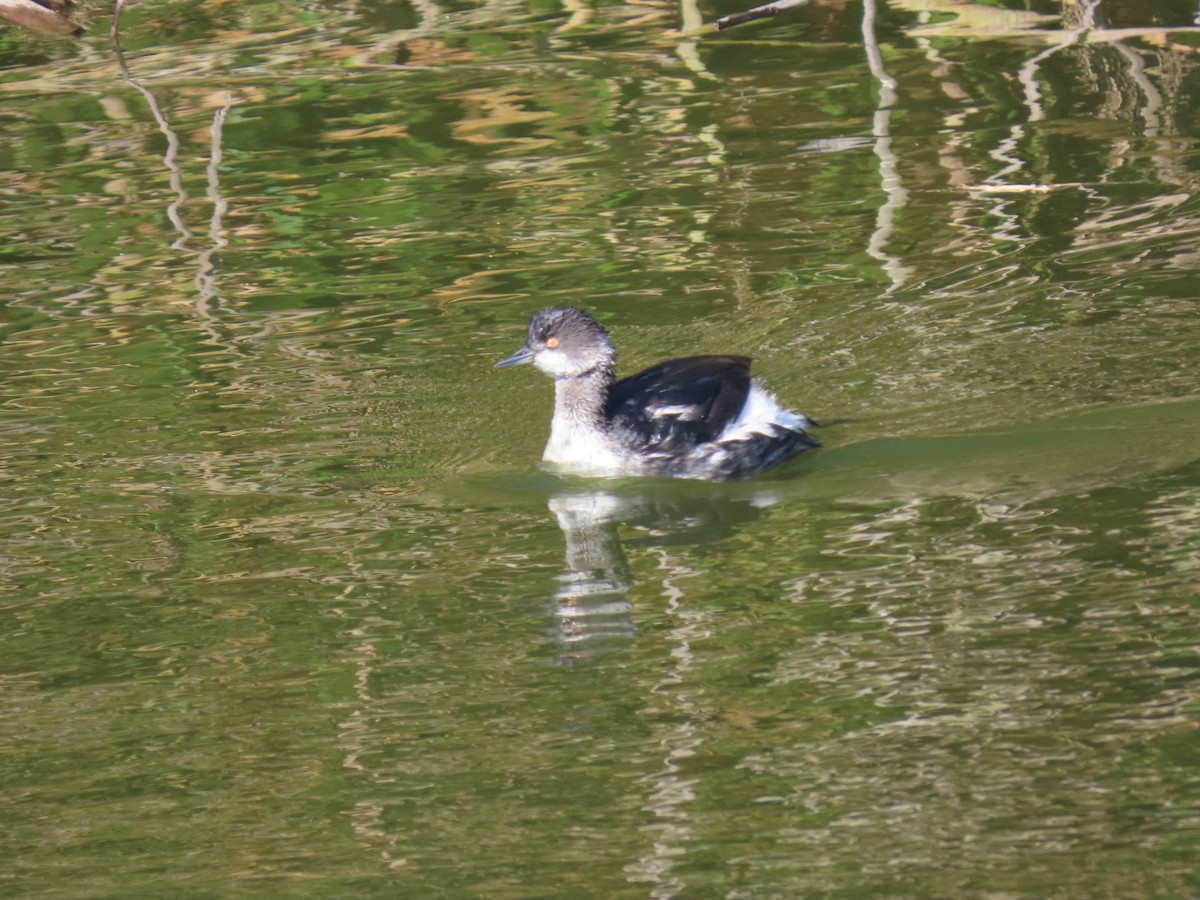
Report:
495,307,819,480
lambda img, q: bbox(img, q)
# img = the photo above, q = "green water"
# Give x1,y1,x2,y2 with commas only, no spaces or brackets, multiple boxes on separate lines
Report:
3,0,1200,896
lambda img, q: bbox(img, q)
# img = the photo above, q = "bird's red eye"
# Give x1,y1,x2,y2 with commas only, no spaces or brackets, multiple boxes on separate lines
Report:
545,337,559,349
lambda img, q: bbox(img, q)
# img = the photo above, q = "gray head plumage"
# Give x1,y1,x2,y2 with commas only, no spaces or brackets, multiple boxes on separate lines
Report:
496,307,615,379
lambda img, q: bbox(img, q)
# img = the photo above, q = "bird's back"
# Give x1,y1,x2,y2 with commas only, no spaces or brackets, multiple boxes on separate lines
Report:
604,354,818,480
605,355,752,452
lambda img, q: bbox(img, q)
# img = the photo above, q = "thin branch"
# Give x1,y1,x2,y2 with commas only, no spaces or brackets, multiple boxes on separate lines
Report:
110,0,127,40
713,0,809,31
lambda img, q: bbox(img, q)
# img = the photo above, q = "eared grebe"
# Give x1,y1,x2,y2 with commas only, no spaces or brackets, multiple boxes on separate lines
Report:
495,307,819,481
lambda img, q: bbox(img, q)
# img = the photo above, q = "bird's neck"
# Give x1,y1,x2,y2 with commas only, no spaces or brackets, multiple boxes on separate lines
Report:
553,366,612,427
544,366,618,468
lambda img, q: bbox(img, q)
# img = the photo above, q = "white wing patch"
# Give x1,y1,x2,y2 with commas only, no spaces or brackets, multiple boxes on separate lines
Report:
649,403,703,421
718,382,806,441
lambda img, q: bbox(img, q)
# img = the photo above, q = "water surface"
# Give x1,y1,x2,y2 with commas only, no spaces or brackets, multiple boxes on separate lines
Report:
2,0,1200,895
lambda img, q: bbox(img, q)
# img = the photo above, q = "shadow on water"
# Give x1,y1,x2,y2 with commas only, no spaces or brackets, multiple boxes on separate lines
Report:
802,395,1200,502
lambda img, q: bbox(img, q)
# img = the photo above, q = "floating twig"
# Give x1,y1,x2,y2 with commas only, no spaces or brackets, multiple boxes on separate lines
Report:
713,0,809,31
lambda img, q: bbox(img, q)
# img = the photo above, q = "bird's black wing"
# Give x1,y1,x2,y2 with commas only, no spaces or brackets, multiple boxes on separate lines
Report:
605,355,752,451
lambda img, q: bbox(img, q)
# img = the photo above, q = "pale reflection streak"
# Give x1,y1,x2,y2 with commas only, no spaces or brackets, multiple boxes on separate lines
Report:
1016,0,1099,127
113,44,192,249
548,491,702,891
907,0,1198,255
674,0,725,252
335,544,417,874
625,550,707,898
909,16,991,254
1101,38,1195,196
112,19,235,338
555,0,593,33
1111,41,1162,139
342,629,412,872
196,94,233,317
976,0,1101,240
1006,2,1199,255
547,489,775,893
862,0,912,291
676,0,719,85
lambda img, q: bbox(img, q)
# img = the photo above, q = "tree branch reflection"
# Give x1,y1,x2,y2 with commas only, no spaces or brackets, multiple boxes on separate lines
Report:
112,14,234,338
862,0,912,291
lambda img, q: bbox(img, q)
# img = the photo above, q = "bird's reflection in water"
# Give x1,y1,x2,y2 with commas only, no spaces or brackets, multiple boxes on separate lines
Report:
547,481,784,892
546,483,779,665
549,491,636,660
